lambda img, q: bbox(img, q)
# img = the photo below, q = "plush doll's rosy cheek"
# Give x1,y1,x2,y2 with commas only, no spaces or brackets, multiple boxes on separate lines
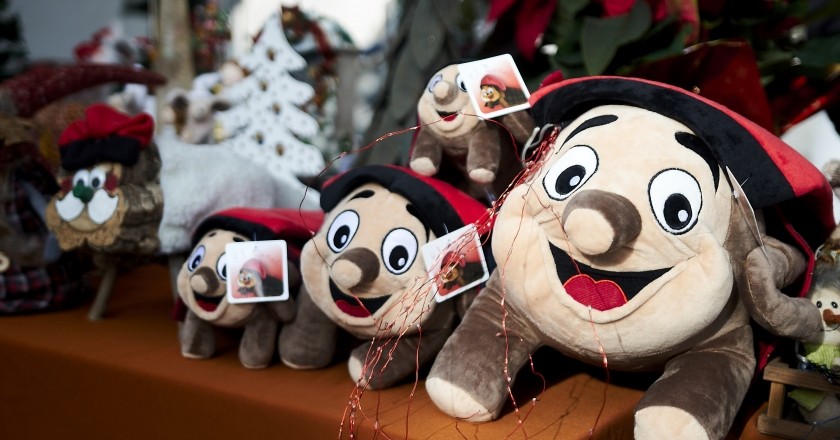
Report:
280,165,488,389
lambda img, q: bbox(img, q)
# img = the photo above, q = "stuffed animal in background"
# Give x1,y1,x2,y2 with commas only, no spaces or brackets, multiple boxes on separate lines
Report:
279,165,489,389
408,64,535,203
45,104,163,254
425,75,835,439
176,207,323,369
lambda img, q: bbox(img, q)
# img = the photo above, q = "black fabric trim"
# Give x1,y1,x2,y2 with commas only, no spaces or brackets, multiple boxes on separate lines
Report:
60,135,142,170
530,78,794,210
321,165,464,238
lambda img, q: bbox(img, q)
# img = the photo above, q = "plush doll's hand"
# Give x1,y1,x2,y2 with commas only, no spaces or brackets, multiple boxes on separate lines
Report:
738,236,823,341
279,285,337,369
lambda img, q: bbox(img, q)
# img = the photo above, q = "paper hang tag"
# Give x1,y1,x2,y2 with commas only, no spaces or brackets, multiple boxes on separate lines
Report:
225,239,291,304
421,224,490,303
457,54,531,120
726,166,767,257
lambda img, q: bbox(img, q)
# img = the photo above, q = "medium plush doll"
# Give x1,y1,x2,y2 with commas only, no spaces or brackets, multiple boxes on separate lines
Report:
408,64,535,202
279,165,489,389
176,207,323,369
425,75,835,439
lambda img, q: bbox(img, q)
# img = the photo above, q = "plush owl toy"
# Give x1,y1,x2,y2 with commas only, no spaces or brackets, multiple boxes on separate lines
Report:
45,104,163,254
425,75,835,439
176,207,323,369
279,165,490,389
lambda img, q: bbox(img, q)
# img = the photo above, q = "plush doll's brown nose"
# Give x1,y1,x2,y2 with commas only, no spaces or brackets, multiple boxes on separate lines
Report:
331,247,380,289
432,81,458,106
824,308,840,326
190,266,220,294
562,189,642,256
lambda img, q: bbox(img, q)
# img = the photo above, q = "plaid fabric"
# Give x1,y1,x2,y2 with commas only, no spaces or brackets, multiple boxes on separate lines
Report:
1,165,85,315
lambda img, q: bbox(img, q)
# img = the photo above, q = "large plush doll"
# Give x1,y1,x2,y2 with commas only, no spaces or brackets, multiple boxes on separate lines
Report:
279,165,489,389
176,207,323,369
425,75,835,439
408,64,535,202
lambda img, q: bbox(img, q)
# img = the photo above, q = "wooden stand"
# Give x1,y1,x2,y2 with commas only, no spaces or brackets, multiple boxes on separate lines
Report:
757,358,840,439
87,257,118,320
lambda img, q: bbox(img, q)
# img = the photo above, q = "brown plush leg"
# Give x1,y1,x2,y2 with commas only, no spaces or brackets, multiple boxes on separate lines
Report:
426,272,541,421
278,285,338,369
239,306,278,369
466,127,500,184
180,310,215,359
349,305,456,390
634,324,755,440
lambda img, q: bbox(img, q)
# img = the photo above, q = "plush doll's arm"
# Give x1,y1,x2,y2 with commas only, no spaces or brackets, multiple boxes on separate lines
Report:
498,111,536,145
180,310,215,359
426,270,541,422
738,236,823,341
409,130,443,177
278,284,338,369
348,302,457,390
466,124,501,184
239,305,279,369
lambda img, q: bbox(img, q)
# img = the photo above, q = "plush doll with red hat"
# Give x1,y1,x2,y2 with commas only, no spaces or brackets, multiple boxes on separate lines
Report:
425,75,835,439
176,207,323,369
409,64,535,203
279,165,491,389
44,104,163,254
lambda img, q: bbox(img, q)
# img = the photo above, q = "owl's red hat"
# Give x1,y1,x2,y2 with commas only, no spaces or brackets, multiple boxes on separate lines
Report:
58,104,154,171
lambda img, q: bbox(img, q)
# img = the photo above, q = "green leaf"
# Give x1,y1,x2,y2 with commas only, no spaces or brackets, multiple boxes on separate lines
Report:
581,1,652,75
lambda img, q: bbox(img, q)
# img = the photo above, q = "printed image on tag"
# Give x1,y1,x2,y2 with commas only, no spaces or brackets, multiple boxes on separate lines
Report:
421,224,490,303
225,240,289,303
457,54,531,119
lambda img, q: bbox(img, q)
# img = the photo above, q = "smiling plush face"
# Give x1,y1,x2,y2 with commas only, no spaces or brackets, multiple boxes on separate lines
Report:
417,65,480,138
809,286,840,346
177,229,255,325
302,182,437,338
494,104,740,368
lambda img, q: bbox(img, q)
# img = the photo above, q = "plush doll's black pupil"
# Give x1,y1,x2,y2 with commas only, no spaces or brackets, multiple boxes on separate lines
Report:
389,247,409,269
557,165,586,195
91,177,101,187
333,226,350,248
664,194,691,229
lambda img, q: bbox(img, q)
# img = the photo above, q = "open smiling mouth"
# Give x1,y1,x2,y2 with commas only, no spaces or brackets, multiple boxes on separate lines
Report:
193,292,224,312
550,243,669,311
329,279,389,318
436,110,458,121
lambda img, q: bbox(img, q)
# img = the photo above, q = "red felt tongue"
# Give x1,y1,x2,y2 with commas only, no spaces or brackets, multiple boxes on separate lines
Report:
196,299,218,312
442,113,457,121
563,274,627,311
335,299,371,318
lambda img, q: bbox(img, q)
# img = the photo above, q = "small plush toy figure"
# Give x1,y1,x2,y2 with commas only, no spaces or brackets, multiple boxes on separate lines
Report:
176,207,323,369
409,64,535,202
425,75,835,439
279,165,489,389
45,104,163,254
479,74,527,110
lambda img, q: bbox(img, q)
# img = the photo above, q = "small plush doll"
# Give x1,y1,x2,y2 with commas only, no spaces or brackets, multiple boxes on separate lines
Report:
279,165,489,389
408,64,535,202
425,75,836,439
44,104,163,254
176,207,323,369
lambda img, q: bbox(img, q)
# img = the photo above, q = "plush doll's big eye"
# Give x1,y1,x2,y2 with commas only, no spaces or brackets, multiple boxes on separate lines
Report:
89,167,107,189
648,169,702,235
187,245,206,272
72,169,91,187
455,74,467,92
543,145,598,200
327,210,360,253
216,253,228,280
381,228,418,275
427,74,443,92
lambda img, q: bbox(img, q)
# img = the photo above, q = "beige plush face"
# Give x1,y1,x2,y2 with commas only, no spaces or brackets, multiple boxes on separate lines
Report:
302,182,437,338
808,286,840,346
45,162,127,249
417,65,480,137
493,104,736,367
177,229,254,325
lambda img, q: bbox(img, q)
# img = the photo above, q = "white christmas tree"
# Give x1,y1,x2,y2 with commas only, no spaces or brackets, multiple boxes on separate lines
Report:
216,11,325,184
